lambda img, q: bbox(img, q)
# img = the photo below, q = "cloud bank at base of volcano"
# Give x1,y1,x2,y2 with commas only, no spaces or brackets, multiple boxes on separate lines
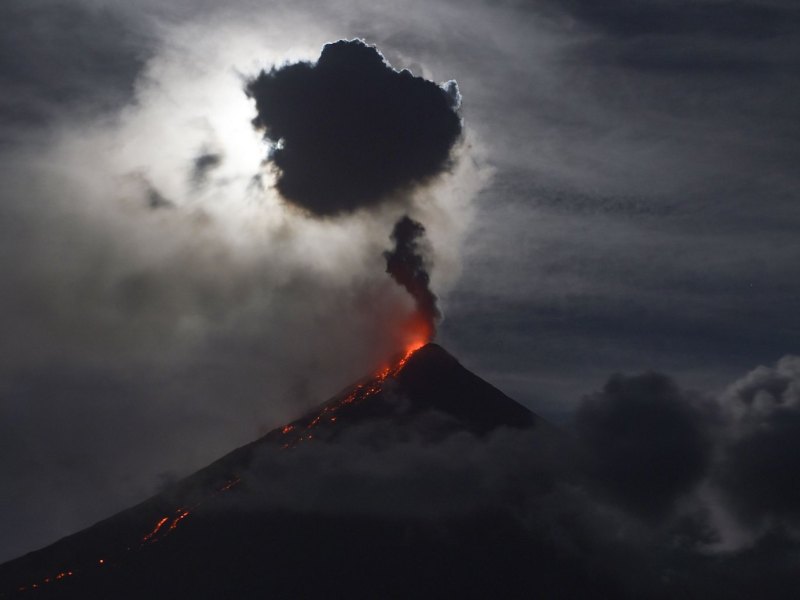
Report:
230,355,800,547
227,354,800,599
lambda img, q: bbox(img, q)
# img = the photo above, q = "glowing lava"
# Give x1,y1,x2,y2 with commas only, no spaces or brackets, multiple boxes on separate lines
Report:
5,343,425,596
400,313,432,357
141,477,241,546
167,510,190,533
142,517,169,543
281,344,423,449
404,337,426,355
8,476,244,596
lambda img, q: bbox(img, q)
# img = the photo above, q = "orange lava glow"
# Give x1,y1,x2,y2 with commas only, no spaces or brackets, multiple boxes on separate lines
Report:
280,344,422,450
142,517,169,543
398,311,432,356
218,477,241,492
140,476,241,547
14,569,76,594
404,337,426,355
4,343,428,596
168,510,190,533
6,475,244,596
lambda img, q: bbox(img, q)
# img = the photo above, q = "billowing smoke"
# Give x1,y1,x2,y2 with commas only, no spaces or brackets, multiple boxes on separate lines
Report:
246,38,461,345
575,372,713,519
384,215,440,342
245,39,463,216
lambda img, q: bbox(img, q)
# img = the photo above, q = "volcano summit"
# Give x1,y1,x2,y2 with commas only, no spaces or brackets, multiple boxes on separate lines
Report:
0,344,623,599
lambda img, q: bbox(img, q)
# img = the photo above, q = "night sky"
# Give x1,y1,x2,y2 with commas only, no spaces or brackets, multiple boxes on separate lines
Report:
1,0,799,590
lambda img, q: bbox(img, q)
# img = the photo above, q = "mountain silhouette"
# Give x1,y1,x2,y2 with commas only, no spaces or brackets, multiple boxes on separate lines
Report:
0,344,622,599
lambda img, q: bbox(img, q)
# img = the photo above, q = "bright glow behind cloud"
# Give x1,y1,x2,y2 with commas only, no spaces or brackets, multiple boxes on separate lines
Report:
17,10,492,380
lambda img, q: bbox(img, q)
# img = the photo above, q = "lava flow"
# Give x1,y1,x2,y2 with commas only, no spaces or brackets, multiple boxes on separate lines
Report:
141,477,241,546
4,343,426,598
282,342,424,449
6,476,243,597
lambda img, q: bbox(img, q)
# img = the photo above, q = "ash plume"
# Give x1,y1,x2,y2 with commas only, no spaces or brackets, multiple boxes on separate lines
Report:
384,215,440,341
245,39,462,216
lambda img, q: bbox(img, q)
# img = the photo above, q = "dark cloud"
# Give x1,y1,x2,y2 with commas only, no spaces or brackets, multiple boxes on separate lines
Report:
575,372,714,518
571,357,800,543
561,362,800,596
530,0,800,73
721,410,800,521
145,185,175,210
384,215,440,341
245,39,462,216
241,413,563,518
550,0,800,39
229,414,640,596
0,1,148,138
190,152,223,186
716,357,800,524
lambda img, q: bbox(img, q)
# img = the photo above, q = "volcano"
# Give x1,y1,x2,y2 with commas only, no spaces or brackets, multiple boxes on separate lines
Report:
0,344,620,599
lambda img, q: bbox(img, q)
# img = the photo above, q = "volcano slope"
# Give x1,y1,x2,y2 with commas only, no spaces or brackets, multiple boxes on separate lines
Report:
0,344,623,599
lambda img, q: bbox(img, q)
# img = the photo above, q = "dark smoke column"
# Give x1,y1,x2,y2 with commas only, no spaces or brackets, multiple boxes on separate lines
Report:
384,216,440,342
246,40,461,347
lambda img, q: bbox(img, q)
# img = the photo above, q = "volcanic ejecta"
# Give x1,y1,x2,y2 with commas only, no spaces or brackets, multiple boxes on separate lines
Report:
246,39,463,343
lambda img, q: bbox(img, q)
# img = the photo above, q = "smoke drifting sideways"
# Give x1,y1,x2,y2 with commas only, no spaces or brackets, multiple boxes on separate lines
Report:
384,216,440,343
245,39,463,217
